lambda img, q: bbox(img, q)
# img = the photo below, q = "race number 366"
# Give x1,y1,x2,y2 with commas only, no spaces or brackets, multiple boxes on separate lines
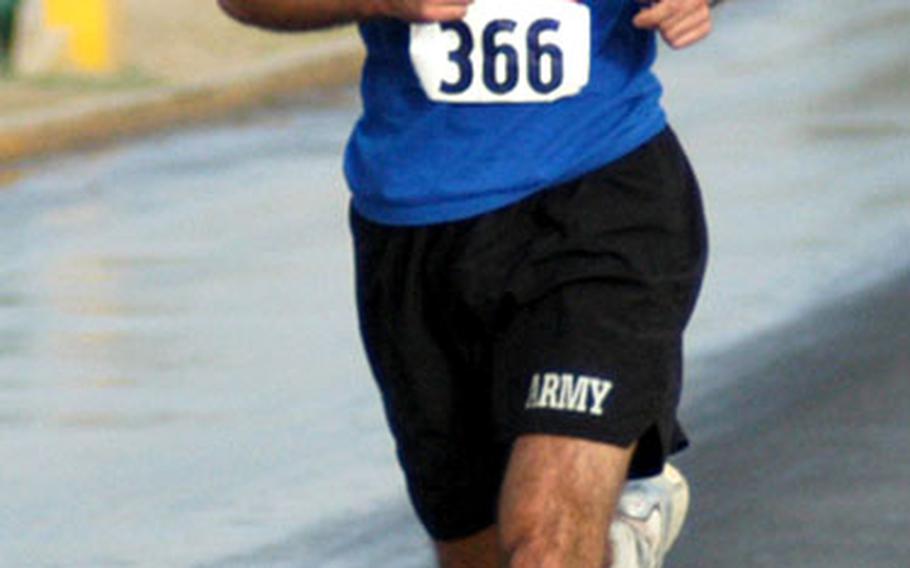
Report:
410,0,591,104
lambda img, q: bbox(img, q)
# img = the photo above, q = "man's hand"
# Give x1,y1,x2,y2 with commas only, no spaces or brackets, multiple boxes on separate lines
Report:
633,0,712,50
374,0,474,23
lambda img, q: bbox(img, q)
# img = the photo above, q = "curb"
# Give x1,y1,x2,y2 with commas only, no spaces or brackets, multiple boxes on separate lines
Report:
0,33,364,164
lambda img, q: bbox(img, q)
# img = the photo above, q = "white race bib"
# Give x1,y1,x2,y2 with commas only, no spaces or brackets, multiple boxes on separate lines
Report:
409,0,591,104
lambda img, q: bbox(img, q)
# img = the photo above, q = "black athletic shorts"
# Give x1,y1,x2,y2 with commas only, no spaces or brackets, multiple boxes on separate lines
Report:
350,127,708,541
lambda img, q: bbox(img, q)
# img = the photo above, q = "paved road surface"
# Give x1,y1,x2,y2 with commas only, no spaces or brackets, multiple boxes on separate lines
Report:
0,0,908,566
673,268,910,567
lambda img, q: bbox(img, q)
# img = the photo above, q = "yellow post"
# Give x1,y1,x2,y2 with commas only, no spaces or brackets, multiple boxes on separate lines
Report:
43,0,116,73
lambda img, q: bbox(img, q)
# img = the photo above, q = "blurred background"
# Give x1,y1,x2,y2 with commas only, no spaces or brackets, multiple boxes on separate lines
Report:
1,0,335,110
1,0,908,566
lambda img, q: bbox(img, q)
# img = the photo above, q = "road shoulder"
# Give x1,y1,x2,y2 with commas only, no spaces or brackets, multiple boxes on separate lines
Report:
1,4,363,164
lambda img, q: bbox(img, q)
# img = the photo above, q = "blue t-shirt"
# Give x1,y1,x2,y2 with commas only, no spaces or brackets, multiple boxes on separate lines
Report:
344,0,666,226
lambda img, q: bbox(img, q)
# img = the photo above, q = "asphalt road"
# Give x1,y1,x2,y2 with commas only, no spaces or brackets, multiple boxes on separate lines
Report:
672,267,910,567
1,0,907,566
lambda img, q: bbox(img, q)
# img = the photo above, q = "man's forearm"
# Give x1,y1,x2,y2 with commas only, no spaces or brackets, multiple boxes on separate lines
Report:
218,0,472,31
217,0,380,31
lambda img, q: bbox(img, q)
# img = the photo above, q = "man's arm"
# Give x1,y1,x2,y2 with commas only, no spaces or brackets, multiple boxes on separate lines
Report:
217,0,473,31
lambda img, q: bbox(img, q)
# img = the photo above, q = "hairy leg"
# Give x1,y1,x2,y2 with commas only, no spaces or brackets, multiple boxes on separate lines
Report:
435,526,499,568
498,435,634,568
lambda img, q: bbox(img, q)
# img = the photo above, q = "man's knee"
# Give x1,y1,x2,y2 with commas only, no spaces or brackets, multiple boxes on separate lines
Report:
497,435,634,567
434,526,499,568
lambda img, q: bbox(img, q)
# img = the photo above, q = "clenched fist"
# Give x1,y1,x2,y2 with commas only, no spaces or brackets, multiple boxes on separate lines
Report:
633,0,713,49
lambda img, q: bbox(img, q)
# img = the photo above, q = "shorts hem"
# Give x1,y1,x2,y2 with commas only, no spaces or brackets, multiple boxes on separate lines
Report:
429,518,497,543
504,409,661,450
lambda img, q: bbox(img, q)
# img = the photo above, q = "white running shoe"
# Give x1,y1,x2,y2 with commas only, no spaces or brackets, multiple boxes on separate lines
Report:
609,464,690,568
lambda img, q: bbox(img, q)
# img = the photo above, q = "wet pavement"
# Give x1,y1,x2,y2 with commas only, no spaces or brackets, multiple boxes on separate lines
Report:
0,99,404,567
673,268,910,567
1,0,909,566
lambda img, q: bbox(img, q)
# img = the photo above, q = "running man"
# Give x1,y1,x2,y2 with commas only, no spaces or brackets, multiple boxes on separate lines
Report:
219,1,712,566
